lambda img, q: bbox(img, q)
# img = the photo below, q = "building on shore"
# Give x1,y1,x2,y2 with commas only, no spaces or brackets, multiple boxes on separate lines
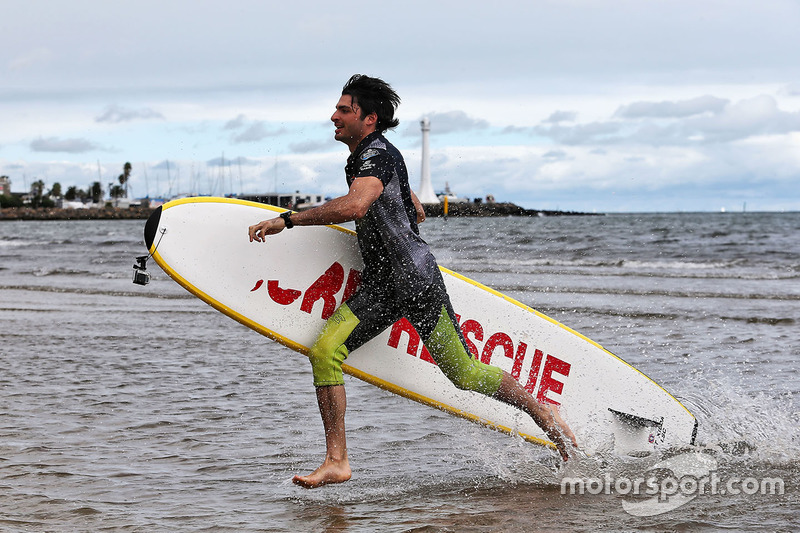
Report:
233,191,325,210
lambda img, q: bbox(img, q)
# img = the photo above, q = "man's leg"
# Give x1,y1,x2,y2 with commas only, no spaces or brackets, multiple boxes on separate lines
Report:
292,384,351,488
493,373,577,460
407,280,578,460
294,305,360,488
424,307,577,459
295,294,398,488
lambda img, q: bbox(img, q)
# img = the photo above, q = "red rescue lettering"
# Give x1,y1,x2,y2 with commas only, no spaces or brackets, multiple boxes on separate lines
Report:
460,319,483,358
300,262,344,320
537,355,571,406
387,318,437,364
511,341,527,381
251,262,364,320
524,349,544,395
481,332,514,365
267,280,302,305
388,317,420,357
342,269,361,302
383,312,570,404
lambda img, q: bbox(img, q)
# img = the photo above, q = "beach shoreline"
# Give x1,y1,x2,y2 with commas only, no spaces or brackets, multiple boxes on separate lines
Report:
0,202,599,221
0,206,154,221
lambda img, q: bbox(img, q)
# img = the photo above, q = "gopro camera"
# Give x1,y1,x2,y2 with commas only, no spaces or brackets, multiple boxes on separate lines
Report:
132,255,151,286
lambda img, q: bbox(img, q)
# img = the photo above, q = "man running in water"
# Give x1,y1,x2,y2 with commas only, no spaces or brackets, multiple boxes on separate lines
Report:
248,74,577,488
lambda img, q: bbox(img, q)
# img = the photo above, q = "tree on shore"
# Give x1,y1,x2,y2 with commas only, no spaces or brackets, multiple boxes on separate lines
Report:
118,162,132,198
90,181,104,204
110,184,125,203
31,179,45,198
65,186,90,202
0,194,23,208
49,182,62,198
30,179,54,208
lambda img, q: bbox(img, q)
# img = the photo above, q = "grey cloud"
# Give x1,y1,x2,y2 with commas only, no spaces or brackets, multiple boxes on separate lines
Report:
542,149,569,160
405,111,489,136
224,114,247,130
501,125,533,135
95,104,164,123
289,140,335,154
679,95,800,143
207,156,260,167
783,83,800,96
535,121,626,145
231,121,285,143
614,95,729,119
537,95,800,146
151,160,175,170
544,110,578,123
30,136,100,153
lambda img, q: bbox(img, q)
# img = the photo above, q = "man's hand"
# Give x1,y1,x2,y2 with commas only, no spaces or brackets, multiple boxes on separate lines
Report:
248,217,286,242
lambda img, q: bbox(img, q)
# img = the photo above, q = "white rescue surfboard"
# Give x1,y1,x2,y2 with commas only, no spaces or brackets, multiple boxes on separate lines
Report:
143,197,697,456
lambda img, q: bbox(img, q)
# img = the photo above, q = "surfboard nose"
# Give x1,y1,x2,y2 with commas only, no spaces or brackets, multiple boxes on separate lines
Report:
144,206,162,251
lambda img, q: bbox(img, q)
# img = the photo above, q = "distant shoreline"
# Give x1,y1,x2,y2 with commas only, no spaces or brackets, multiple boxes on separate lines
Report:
420,202,600,217
0,206,154,221
0,202,600,221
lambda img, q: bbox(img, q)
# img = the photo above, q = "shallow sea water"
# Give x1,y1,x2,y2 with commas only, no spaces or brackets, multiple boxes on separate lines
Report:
0,212,797,531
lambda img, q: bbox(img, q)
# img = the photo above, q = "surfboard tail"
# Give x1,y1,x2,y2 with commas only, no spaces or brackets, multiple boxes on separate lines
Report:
608,407,697,455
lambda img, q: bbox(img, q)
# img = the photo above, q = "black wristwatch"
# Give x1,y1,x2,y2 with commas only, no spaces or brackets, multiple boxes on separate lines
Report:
280,211,294,229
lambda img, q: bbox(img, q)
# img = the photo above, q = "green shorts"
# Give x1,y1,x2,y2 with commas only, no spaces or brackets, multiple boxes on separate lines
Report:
307,271,504,396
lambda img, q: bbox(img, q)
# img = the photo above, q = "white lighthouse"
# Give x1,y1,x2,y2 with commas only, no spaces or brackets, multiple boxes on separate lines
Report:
417,117,439,203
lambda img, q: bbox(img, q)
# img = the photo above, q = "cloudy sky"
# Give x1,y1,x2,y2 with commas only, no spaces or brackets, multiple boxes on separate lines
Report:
2,0,799,212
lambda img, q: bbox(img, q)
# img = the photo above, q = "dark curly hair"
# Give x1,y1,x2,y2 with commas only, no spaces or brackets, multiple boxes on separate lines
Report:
341,74,400,133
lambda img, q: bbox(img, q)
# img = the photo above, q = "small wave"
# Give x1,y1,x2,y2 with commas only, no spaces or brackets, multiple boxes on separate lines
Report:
97,239,139,247
451,260,799,282
497,284,800,302
0,239,36,248
0,283,195,300
621,259,737,270
455,256,741,270
457,262,800,282
743,317,796,326
32,267,94,277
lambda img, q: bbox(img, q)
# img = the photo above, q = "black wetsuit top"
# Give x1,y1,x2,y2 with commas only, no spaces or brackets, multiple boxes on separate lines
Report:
345,132,439,297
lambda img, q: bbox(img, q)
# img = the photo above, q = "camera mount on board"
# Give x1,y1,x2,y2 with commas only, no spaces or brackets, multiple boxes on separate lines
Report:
132,255,150,286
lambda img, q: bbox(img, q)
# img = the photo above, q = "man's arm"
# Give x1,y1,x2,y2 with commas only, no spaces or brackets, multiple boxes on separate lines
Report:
249,176,383,242
410,189,426,224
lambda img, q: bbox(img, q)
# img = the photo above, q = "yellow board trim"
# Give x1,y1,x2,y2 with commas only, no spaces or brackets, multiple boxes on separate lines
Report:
152,196,693,445
162,196,358,236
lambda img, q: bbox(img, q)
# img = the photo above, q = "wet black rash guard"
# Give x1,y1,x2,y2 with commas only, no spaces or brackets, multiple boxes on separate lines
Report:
345,131,438,297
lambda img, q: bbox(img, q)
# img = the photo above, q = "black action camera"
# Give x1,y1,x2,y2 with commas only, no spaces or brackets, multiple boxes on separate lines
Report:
132,255,151,286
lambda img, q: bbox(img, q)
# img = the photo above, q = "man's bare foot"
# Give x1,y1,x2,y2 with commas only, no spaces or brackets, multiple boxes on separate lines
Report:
544,405,578,461
292,458,351,489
